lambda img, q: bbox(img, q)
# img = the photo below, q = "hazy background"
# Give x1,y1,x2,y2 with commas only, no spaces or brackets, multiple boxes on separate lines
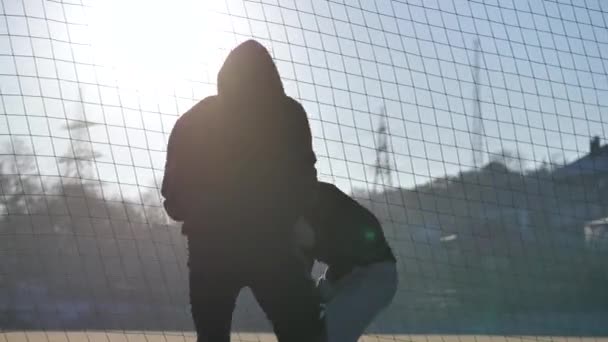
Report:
1,0,608,337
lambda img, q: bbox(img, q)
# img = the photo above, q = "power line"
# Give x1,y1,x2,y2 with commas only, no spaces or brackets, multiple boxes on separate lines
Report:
373,106,393,192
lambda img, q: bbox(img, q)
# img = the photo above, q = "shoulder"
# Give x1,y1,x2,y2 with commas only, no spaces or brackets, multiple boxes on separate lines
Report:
283,96,307,114
318,182,378,222
172,95,219,134
177,96,219,124
318,182,349,203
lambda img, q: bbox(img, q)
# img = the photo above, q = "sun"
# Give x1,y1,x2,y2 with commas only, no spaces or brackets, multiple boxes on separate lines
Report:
87,0,233,90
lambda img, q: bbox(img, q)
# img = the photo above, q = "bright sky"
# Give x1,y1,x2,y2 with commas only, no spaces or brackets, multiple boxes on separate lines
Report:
1,0,607,193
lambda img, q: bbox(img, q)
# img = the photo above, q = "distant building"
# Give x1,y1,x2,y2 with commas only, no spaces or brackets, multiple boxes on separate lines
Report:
553,137,608,246
584,217,608,251
554,136,608,181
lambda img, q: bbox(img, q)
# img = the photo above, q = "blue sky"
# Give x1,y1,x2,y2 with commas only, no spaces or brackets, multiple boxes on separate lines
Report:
0,0,607,195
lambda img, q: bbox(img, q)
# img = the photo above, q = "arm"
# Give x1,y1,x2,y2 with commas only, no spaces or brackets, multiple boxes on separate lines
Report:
161,116,187,222
161,96,216,222
293,217,316,272
285,97,319,217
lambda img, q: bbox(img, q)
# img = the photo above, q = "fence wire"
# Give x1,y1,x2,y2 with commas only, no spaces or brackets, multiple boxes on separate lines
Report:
1,0,608,338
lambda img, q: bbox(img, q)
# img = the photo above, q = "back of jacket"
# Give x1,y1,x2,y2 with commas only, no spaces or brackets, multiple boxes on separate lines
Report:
305,182,396,279
161,40,318,248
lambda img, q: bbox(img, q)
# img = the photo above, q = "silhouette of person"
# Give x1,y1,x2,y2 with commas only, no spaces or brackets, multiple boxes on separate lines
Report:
295,182,397,342
161,40,323,342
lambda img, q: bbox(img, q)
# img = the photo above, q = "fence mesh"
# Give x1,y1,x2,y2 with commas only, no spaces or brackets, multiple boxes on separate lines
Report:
1,0,608,339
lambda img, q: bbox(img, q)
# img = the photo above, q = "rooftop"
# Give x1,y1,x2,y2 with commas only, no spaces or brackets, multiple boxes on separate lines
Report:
553,137,608,179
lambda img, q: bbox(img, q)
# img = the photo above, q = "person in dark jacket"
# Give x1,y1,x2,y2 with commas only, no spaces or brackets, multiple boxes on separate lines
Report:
295,182,397,342
161,40,323,342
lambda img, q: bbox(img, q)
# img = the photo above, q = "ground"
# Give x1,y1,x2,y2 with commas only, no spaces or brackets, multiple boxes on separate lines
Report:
3,332,608,342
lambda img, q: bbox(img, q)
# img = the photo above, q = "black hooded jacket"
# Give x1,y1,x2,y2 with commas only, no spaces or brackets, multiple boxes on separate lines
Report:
305,182,396,280
161,40,318,243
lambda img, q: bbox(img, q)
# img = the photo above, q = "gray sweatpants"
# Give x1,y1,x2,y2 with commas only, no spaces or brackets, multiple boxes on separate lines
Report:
318,261,398,342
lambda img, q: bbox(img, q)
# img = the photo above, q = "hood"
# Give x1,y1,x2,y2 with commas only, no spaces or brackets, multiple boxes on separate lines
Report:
217,40,284,100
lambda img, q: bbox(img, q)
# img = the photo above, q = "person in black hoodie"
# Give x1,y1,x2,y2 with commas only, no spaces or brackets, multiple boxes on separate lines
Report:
295,182,397,342
161,40,323,342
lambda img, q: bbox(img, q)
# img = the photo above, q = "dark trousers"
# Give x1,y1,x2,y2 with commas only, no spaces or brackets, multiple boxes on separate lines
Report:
187,237,324,342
